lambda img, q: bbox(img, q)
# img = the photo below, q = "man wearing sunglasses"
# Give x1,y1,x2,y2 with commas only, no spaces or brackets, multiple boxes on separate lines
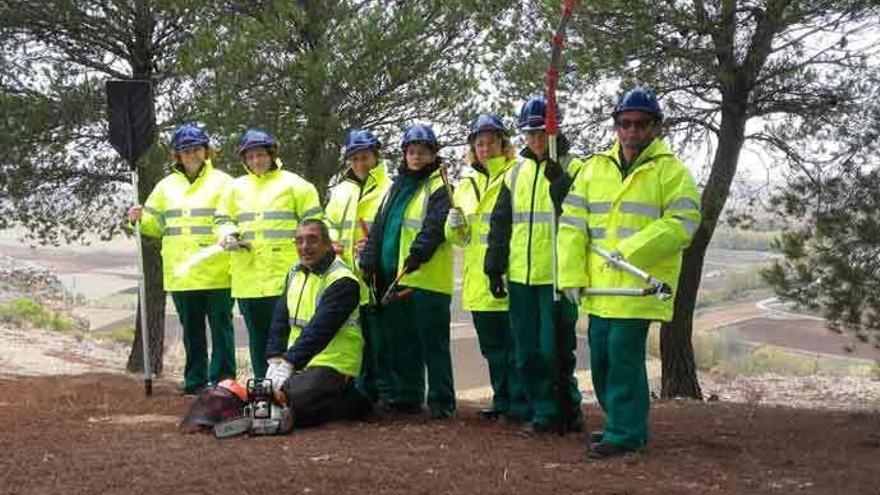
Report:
556,87,702,458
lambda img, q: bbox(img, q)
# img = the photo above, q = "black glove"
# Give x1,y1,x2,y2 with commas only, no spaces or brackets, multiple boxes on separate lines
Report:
488,273,507,299
403,255,421,273
543,157,562,181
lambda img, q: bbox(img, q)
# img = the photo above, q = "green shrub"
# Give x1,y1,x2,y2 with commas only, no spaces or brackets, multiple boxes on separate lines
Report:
696,266,769,308
92,326,135,345
708,227,780,251
738,346,820,376
648,325,729,371
0,297,74,332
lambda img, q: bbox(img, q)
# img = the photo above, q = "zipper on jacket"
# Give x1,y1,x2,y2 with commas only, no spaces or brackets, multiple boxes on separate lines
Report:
292,272,310,328
525,162,540,285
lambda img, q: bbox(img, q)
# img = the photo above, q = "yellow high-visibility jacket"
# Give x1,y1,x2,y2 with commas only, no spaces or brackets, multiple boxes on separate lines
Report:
557,138,701,321
324,162,391,277
138,159,232,291
486,150,583,286
215,160,322,299
446,155,515,311
284,257,364,377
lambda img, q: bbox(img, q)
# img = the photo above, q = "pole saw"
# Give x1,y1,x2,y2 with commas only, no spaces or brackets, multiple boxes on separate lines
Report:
546,0,578,435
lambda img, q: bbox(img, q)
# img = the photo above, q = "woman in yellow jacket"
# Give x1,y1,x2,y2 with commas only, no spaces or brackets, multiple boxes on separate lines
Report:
445,114,525,421
324,129,391,403
359,124,455,419
127,123,235,395
214,129,322,380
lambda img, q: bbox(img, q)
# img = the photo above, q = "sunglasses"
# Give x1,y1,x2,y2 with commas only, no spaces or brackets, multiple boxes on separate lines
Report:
615,119,654,131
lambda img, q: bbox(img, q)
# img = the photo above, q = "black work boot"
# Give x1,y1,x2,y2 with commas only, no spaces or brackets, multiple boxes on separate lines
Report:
587,441,633,459
477,408,503,421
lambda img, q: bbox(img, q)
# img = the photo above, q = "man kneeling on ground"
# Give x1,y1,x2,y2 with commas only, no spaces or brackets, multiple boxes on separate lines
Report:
264,219,373,427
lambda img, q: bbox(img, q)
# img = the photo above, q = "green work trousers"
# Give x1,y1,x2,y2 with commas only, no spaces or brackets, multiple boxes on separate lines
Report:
472,310,524,417
587,315,651,450
355,308,391,402
171,289,236,393
380,288,455,414
507,282,581,427
238,295,280,380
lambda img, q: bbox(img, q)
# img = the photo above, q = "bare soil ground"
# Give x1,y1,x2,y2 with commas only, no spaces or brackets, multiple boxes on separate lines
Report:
1,373,879,495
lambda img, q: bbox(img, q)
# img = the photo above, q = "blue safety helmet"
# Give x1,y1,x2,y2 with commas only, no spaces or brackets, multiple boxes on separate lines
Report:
344,129,381,158
516,95,562,131
401,124,439,151
467,114,507,143
236,128,277,155
612,87,663,121
171,123,209,151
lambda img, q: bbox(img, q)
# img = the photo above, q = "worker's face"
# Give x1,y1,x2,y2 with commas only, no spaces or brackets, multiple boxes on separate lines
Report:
472,132,504,164
405,143,436,171
243,147,273,176
177,146,206,168
615,110,659,153
524,130,548,158
348,149,378,180
295,224,331,269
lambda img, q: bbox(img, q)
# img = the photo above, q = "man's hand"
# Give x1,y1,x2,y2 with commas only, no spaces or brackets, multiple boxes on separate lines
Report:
563,288,582,305
447,207,467,230
488,273,507,299
543,157,562,181
266,358,293,394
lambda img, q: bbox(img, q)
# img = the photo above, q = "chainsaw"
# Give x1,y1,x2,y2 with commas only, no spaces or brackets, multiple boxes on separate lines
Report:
214,378,294,438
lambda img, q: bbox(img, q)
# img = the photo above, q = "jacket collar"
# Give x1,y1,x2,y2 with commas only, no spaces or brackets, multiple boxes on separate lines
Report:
396,156,441,180
245,158,283,180
483,155,511,179
600,137,673,170
172,158,213,183
299,251,336,275
345,159,389,188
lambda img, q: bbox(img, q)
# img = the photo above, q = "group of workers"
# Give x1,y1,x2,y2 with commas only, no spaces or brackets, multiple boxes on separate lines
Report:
127,86,701,459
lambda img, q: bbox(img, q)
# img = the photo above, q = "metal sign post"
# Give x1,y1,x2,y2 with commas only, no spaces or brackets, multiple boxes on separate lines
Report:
106,80,157,396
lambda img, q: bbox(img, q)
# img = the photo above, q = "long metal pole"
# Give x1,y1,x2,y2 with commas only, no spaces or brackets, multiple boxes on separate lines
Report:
131,168,153,396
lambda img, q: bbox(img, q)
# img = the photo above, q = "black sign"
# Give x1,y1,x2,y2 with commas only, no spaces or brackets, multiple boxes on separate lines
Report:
106,80,156,166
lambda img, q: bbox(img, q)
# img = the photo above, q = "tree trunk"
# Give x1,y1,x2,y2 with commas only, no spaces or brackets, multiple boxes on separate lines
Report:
660,96,748,398
660,229,710,398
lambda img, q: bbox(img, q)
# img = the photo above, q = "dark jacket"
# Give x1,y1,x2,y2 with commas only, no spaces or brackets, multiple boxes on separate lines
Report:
359,157,450,285
265,251,360,370
484,135,575,277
